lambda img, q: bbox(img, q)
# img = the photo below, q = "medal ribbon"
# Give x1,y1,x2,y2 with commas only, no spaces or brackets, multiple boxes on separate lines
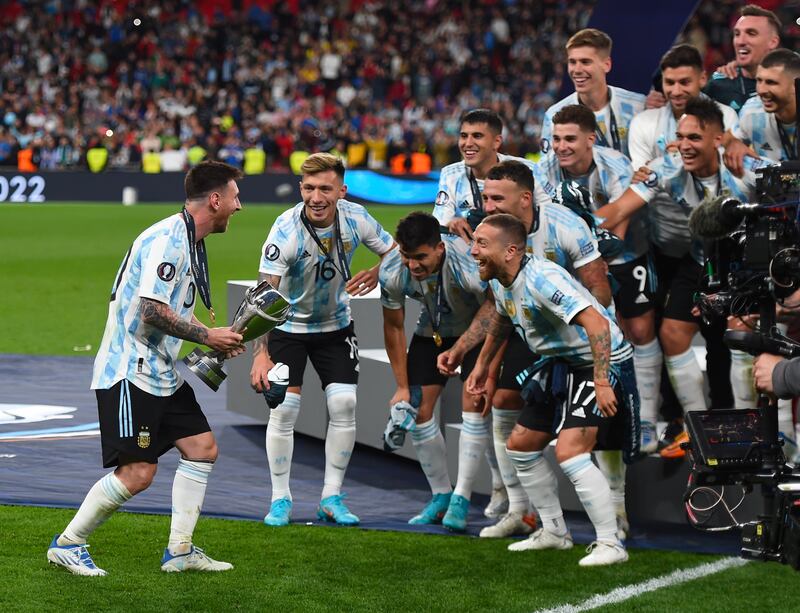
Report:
580,89,621,152
300,208,352,282
181,208,215,322
417,252,446,344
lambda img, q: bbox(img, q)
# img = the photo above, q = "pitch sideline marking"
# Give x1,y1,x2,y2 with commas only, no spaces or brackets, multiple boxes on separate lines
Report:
533,556,749,613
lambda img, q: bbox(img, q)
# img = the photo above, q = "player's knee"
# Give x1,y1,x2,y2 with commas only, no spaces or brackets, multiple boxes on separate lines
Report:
626,315,656,345
659,321,692,355
492,388,524,411
117,461,157,494
326,383,356,429
554,444,580,465
269,392,301,434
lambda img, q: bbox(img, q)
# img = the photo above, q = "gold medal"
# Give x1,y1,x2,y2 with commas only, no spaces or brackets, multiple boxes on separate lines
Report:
433,331,443,347
209,307,216,324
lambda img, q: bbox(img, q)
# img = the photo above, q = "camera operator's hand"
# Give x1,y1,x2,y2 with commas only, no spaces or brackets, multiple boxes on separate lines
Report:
753,353,784,394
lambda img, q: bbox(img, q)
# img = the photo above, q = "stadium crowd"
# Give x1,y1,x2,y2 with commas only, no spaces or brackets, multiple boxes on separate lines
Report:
0,0,591,172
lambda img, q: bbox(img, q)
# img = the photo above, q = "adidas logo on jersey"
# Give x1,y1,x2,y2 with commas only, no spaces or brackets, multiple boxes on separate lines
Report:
571,406,586,419
300,250,312,259
635,293,649,304
761,142,773,151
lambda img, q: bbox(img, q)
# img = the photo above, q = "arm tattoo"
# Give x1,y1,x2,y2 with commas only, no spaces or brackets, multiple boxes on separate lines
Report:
253,272,282,357
577,259,612,308
481,311,513,361
140,298,208,344
458,300,495,351
588,328,611,381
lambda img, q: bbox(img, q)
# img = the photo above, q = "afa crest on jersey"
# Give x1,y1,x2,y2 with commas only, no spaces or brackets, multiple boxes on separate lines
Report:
137,427,151,449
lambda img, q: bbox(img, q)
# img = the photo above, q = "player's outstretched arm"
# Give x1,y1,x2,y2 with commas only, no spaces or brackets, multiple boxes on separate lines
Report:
466,310,513,396
595,188,647,232
722,132,759,178
251,272,282,391
574,306,618,417
382,306,411,404
576,259,612,308
140,297,244,354
437,293,496,375
346,242,397,296
447,217,474,243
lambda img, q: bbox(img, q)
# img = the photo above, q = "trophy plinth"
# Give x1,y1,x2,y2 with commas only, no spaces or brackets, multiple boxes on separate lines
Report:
182,281,290,391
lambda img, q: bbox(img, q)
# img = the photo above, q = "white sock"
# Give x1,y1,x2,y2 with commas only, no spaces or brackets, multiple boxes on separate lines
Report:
321,383,357,500
168,459,213,554
411,417,452,494
594,450,626,517
453,412,489,499
730,349,756,410
633,339,662,425
779,398,795,441
484,442,503,491
665,348,707,413
266,392,301,501
492,408,528,514
59,472,132,545
507,449,567,536
561,453,618,544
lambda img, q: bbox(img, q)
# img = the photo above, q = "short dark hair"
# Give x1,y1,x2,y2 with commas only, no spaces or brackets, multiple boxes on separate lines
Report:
566,28,612,56
480,214,527,252
682,96,724,132
395,211,442,251
552,104,597,133
740,4,782,37
486,160,535,192
760,48,800,77
660,44,703,72
460,108,503,135
185,161,243,200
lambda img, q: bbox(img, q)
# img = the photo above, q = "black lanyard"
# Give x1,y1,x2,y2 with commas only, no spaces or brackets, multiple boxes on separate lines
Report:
181,208,215,322
776,121,797,161
692,172,721,202
418,252,446,345
580,89,620,152
300,208,352,282
467,168,483,212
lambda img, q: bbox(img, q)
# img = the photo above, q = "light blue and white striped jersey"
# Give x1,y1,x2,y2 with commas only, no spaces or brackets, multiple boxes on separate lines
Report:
628,100,739,168
630,151,766,263
535,146,643,264
379,235,487,338
540,86,646,158
627,100,739,255
526,199,600,273
260,199,394,334
91,214,196,396
432,153,551,226
491,255,632,367
733,96,797,162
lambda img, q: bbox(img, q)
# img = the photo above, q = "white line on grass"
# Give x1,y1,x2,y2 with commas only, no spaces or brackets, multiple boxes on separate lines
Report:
533,556,749,613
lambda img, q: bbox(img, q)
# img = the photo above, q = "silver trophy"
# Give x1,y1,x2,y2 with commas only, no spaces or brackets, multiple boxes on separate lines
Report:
183,281,291,391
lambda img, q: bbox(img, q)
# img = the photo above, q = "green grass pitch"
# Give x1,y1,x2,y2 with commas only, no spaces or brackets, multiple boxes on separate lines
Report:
3,505,799,612
0,202,417,355
2,202,800,609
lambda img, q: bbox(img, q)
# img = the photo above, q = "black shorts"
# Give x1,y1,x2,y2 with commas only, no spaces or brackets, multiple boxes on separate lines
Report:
407,334,479,387
654,249,702,323
517,365,618,435
268,321,359,388
497,333,538,391
96,379,211,468
610,253,657,318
